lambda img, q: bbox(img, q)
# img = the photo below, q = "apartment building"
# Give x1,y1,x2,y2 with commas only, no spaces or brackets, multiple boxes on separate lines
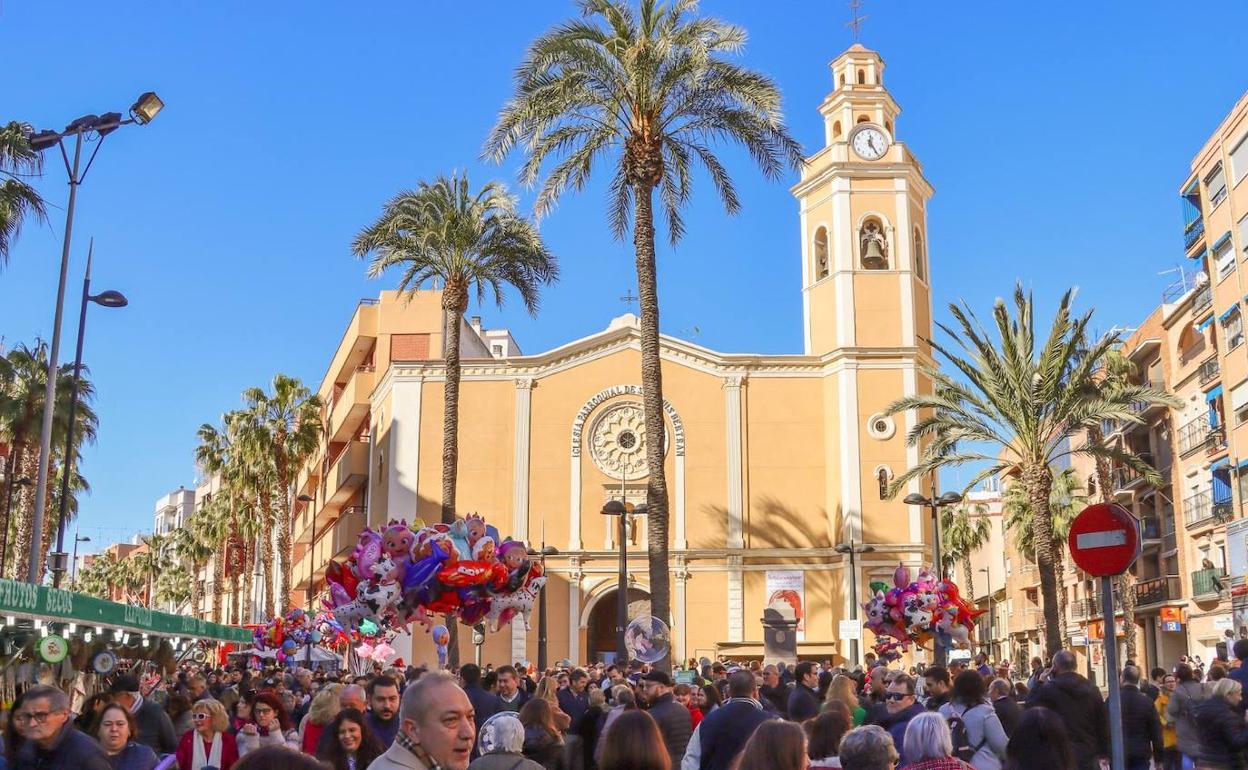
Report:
154,486,195,536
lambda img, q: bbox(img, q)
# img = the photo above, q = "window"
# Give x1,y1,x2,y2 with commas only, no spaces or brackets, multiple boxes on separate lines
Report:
1239,214,1248,257
857,68,866,84
813,226,830,280
1231,135,1248,186
857,115,870,124
1222,307,1244,350
491,344,504,357
1206,163,1228,207
833,120,843,140
1214,232,1235,279
1231,381,1248,426
913,228,926,281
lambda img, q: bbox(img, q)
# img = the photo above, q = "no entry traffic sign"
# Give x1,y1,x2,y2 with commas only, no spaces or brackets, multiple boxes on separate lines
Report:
1068,502,1141,577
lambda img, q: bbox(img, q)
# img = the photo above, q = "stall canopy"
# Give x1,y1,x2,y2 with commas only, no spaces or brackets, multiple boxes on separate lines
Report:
0,579,251,644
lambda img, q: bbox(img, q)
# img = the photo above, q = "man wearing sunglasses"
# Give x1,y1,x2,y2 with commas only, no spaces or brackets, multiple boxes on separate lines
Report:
13,685,112,770
881,675,923,762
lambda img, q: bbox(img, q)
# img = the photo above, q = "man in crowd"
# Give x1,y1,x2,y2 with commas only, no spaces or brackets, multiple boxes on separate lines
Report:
187,674,208,702
881,675,924,761
368,672,475,770
1120,665,1164,770
641,670,693,767
837,725,898,770
1228,639,1248,697
108,675,177,754
921,665,951,712
459,664,500,734
367,675,402,747
13,685,111,770
557,668,590,725
758,666,788,717
681,669,773,770
786,661,821,722
973,652,992,677
1028,649,1109,770
988,678,1021,737
495,665,530,712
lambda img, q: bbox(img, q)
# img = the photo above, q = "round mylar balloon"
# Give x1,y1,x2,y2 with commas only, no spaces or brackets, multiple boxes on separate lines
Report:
625,616,670,664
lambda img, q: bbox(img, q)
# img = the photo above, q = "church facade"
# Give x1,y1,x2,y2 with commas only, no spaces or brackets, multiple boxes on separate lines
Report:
290,44,938,667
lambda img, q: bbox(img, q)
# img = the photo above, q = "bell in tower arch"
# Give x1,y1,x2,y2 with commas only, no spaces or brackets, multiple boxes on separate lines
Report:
860,220,888,270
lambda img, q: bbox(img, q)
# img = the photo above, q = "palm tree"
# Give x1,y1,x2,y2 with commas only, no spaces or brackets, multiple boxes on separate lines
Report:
174,518,215,619
194,494,231,623
156,564,192,611
941,503,990,597
884,286,1174,654
138,532,174,609
484,0,803,665
353,173,557,666
0,122,46,267
240,374,322,614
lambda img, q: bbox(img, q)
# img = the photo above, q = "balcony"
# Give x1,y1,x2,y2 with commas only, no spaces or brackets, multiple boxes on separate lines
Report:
1178,417,1211,456
1140,516,1162,542
1192,567,1228,600
1184,491,1232,529
294,506,368,590
326,441,369,506
1199,357,1220,386
1185,219,1206,250
1161,509,1178,552
1206,424,1228,456
1134,575,1180,607
1192,285,1214,316
327,366,375,444
1112,465,1144,492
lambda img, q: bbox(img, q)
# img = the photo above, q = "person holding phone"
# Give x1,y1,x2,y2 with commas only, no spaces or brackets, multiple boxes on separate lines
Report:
235,695,296,755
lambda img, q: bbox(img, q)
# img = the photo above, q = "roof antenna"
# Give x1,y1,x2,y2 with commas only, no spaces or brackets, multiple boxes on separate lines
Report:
847,0,868,42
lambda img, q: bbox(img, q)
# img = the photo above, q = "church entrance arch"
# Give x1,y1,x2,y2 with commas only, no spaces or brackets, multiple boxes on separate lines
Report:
586,587,651,665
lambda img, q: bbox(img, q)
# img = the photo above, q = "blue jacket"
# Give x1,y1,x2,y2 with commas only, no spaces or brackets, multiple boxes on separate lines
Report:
882,702,925,762
104,743,158,770
14,723,113,770
694,699,773,770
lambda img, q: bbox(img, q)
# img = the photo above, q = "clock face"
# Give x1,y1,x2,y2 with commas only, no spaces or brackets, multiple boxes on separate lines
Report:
851,126,889,160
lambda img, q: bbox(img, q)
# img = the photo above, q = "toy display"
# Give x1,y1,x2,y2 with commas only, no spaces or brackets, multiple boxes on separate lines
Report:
861,563,983,662
625,616,670,664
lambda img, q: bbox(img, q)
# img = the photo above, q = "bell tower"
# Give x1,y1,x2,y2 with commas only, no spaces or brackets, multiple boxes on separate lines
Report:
791,44,934,549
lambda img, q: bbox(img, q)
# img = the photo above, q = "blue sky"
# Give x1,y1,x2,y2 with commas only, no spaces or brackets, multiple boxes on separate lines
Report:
2,1,1246,552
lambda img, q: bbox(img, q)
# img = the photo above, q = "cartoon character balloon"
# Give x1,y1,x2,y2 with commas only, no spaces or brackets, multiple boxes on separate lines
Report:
431,624,450,669
860,562,982,661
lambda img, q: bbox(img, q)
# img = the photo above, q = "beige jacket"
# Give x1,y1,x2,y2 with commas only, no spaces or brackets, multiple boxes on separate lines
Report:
367,743,432,770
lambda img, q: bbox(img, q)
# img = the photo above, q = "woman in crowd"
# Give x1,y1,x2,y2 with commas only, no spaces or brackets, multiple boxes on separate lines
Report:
595,685,636,765
93,703,159,770
534,677,572,733
232,746,326,770
166,695,194,739
237,693,298,754
298,684,342,755
823,674,866,726
468,714,545,770
673,684,703,729
1004,708,1074,770
229,698,253,735
937,671,1008,770
316,709,383,770
1167,663,1208,770
177,699,239,770
807,707,852,769
734,719,808,770
597,710,669,770
902,712,973,770
75,693,112,734
1156,672,1178,770
698,683,722,715
1193,678,1248,770
519,699,566,770
577,688,608,770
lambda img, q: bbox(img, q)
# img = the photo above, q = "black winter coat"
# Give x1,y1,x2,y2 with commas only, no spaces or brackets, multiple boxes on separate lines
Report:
14,723,113,770
1194,696,1248,770
786,685,821,723
1026,672,1108,770
991,696,1022,737
1119,684,1163,765
645,693,692,767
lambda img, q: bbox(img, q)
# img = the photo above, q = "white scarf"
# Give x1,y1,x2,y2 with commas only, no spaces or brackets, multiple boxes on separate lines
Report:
191,732,223,770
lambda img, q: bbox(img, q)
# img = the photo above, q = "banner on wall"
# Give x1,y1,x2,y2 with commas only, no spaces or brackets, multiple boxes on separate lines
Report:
765,570,806,641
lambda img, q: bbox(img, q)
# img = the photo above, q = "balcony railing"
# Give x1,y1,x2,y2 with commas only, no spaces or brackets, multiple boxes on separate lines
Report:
1185,219,1206,249
1161,509,1178,552
1179,417,1211,456
1134,575,1180,606
1141,517,1161,541
1193,285,1214,315
1185,491,1232,528
1192,567,1228,598
1206,424,1228,455
1199,357,1220,386
1112,465,1142,490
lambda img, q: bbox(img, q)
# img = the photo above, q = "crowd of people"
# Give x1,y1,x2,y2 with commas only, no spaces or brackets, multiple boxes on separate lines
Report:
10,642,1248,770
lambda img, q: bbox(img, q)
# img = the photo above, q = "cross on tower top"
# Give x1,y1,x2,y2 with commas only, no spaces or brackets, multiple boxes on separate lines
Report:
620,290,639,311
846,0,869,41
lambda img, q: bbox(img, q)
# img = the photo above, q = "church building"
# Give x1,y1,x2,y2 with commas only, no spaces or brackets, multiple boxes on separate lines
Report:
290,44,938,666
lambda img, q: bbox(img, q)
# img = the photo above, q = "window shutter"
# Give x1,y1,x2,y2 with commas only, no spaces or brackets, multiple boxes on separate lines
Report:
1231,381,1248,413
1232,135,1248,186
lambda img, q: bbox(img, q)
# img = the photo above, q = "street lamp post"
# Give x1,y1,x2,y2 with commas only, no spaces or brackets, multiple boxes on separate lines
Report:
527,542,559,671
601,500,647,665
50,243,128,587
297,494,315,669
70,532,90,590
835,540,876,668
902,488,963,665
24,92,163,584
0,477,33,578
979,566,993,660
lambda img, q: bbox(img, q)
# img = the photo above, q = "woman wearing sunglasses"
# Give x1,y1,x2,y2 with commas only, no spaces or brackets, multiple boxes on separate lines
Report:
176,700,239,770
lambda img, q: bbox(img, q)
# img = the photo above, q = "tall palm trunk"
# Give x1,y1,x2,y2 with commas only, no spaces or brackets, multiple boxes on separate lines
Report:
275,465,292,615
12,450,39,581
0,442,24,578
260,527,275,620
242,539,255,624
440,282,468,669
189,559,202,618
632,181,672,672
212,544,224,624
1024,463,1063,654
963,560,975,603
1089,426,1137,664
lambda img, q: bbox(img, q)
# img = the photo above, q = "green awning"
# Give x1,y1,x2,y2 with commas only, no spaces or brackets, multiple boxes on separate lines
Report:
0,579,251,644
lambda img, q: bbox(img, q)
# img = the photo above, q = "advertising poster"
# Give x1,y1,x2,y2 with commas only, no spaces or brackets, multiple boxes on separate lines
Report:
766,570,805,641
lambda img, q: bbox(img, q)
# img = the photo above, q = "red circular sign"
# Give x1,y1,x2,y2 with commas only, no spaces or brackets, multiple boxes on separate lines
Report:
1067,502,1141,577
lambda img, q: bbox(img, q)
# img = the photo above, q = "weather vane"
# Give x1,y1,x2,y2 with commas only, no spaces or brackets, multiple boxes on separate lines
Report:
847,0,868,41
620,289,639,311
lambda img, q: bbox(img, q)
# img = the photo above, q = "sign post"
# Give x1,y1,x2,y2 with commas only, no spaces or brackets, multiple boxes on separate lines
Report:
1068,502,1142,770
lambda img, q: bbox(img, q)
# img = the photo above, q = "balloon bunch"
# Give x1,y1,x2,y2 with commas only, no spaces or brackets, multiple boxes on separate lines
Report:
253,608,326,664
323,514,548,636
861,563,983,662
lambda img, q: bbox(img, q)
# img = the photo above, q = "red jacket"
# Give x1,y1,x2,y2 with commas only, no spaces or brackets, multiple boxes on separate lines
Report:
175,731,239,770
